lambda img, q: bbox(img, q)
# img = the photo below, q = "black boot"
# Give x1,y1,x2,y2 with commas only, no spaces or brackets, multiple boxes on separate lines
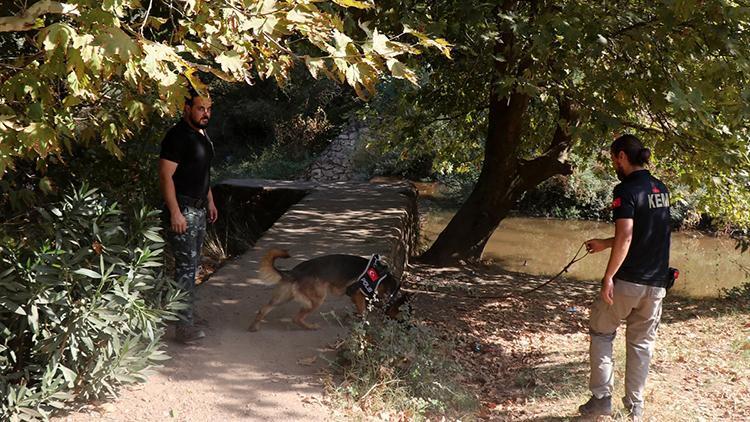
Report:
578,395,612,416
175,325,206,344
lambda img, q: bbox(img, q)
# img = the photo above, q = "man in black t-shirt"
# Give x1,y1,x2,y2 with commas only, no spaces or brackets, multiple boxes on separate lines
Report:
578,135,671,421
158,89,218,344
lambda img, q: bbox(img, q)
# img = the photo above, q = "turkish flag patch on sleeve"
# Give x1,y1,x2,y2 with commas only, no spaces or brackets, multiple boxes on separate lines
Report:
612,197,622,208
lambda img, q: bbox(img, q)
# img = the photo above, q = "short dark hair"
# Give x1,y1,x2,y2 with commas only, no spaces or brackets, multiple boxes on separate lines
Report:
611,134,651,166
185,87,202,107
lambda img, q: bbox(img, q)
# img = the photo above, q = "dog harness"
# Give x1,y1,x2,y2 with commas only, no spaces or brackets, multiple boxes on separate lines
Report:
346,254,389,299
346,255,405,313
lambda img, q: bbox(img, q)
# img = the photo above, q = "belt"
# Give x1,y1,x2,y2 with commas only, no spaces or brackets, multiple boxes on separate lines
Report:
177,194,207,209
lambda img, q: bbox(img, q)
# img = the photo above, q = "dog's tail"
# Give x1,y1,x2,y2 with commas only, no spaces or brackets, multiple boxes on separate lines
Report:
258,248,291,284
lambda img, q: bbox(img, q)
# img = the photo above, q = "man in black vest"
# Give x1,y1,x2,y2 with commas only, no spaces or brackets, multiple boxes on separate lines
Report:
578,134,671,421
159,89,218,344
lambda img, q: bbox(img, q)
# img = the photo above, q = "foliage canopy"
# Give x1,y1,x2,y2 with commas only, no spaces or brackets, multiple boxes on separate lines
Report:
0,0,448,175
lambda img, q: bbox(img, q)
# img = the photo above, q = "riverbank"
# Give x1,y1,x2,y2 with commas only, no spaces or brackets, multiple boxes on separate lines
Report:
418,197,749,299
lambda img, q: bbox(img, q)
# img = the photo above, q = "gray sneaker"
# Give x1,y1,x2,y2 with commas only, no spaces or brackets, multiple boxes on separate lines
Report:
175,325,206,344
578,395,612,416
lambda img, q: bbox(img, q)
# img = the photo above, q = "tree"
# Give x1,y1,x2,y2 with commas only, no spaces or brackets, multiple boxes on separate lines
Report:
0,0,449,175
363,0,750,264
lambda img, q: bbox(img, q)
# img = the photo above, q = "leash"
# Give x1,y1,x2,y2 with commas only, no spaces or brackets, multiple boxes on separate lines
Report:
406,242,590,300
515,242,589,297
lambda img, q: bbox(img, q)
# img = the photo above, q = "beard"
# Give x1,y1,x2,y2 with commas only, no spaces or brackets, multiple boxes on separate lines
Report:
190,115,209,129
615,166,626,181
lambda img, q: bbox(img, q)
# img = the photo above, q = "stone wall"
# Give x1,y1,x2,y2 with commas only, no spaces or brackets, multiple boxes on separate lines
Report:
304,123,367,182
387,186,420,278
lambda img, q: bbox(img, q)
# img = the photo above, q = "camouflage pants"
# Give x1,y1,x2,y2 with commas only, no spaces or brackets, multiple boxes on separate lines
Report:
166,206,206,327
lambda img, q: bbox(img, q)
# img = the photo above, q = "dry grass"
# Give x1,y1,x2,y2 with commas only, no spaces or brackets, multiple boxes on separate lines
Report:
323,312,478,421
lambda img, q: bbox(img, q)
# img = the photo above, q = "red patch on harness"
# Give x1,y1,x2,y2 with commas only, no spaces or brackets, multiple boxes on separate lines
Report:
652,186,661,193
612,197,622,208
367,268,379,281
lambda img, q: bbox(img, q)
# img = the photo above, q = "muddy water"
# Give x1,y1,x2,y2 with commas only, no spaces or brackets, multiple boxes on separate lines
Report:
422,211,749,298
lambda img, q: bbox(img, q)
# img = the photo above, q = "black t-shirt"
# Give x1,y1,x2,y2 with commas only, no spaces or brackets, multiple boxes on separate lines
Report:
159,119,214,199
612,170,671,286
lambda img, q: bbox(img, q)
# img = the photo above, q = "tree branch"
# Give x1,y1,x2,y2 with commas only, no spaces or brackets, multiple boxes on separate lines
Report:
426,106,489,124
544,97,579,156
140,0,154,36
0,1,80,32
518,97,579,185
606,17,658,39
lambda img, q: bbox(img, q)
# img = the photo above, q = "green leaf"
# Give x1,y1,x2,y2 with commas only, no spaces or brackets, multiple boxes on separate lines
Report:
0,299,26,315
41,23,76,52
215,50,245,77
39,177,55,194
28,103,44,121
95,27,140,61
18,408,44,418
142,230,164,243
73,268,102,279
149,352,171,361
28,304,39,334
58,364,77,386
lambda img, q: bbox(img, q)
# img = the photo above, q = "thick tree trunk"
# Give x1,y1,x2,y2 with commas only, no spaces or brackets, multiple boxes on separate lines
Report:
420,91,528,263
420,95,577,265
420,2,578,266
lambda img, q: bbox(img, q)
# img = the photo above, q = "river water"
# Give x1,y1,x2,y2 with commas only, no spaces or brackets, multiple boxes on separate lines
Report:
422,211,749,298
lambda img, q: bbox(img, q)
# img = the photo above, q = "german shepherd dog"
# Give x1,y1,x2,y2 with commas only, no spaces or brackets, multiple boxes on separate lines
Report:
248,249,407,331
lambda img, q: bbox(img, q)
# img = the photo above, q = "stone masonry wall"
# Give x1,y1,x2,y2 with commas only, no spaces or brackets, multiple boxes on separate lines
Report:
304,123,367,182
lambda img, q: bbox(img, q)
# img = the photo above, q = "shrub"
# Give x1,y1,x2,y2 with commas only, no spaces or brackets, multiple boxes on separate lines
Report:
208,70,355,179
351,148,436,181
213,141,318,181
0,185,183,421
517,163,616,221
329,312,477,419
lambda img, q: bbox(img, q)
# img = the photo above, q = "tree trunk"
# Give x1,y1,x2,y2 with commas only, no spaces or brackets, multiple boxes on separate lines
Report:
420,94,577,265
420,3,578,266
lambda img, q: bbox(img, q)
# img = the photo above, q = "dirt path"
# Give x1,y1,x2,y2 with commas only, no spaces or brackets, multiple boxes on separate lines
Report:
57,181,417,422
